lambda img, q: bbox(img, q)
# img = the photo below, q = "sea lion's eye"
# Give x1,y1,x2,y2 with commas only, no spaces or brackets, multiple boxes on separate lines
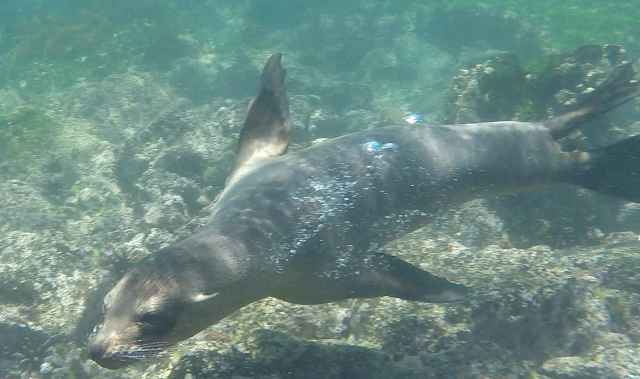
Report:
140,312,163,326
139,312,175,335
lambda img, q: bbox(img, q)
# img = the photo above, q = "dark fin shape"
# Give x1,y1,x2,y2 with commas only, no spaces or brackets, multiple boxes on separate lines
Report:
359,253,469,303
272,253,468,305
544,59,640,140
226,53,291,186
564,134,640,203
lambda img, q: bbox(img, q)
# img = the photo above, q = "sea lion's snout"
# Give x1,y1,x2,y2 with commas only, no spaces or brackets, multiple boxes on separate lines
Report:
87,315,137,369
88,335,164,369
87,334,122,370
87,337,105,362
87,327,129,369
87,315,169,369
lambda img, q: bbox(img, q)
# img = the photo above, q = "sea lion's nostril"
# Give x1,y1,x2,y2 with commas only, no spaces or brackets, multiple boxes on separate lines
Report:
88,340,106,361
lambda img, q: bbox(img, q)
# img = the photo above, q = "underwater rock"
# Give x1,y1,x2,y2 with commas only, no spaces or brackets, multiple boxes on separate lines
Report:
38,345,96,379
382,233,592,363
168,58,221,105
439,199,508,249
418,341,531,378
141,31,195,71
445,44,630,141
317,81,375,114
168,330,397,379
168,53,259,105
114,104,235,237
590,345,640,378
0,321,59,376
0,179,64,232
0,229,99,377
539,356,599,378
540,338,640,379
165,330,531,378
54,71,180,145
347,31,456,125
0,106,61,165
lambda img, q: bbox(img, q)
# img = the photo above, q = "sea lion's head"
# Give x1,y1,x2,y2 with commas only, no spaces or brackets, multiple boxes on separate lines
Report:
87,247,220,369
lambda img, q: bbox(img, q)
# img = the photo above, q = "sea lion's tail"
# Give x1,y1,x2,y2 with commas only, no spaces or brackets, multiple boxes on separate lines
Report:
547,56,640,203
544,59,640,140
564,134,640,203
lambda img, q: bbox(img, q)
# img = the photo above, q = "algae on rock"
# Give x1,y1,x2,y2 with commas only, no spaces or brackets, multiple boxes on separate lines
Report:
0,106,60,162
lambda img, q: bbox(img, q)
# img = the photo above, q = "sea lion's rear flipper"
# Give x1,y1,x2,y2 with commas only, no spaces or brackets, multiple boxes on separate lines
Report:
543,54,640,203
358,253,469,303
544,58,640,140
564,134,640,203
226,53,291,186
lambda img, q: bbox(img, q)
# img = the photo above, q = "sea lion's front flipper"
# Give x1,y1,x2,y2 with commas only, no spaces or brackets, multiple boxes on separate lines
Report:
358,253,469,303
274,253,468,305
226,53,291,186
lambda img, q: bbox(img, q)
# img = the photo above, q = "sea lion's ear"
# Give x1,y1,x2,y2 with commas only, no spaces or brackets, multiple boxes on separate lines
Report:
226,53,291,187
192,292,219,303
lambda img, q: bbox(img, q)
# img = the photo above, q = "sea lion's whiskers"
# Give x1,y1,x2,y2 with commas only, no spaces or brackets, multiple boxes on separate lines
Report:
132,344,166,352
115,354,145,362
136,347,166,353
131,340,168,347
130,338,150,344
117,355,142,361
118,349,162,362
128,341,173,361
134,347,165,355
132,347,161,353
119,348,171,366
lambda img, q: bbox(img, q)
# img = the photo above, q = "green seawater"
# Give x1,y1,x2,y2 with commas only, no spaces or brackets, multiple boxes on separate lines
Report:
1,0,638,85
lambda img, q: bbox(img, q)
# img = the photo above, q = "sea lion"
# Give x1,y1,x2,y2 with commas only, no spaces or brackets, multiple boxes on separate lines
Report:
88,53,640,369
